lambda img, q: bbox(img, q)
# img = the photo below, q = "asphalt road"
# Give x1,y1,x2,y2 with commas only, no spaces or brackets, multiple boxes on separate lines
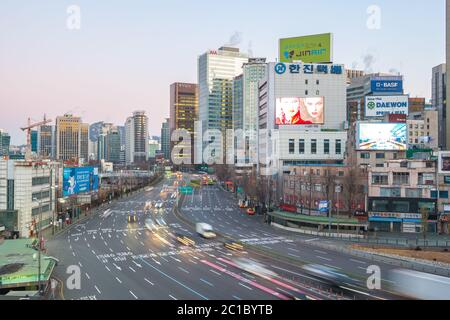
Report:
46,175,401,300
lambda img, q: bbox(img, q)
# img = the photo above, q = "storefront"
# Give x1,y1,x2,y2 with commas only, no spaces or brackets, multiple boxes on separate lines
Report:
368,213,422,233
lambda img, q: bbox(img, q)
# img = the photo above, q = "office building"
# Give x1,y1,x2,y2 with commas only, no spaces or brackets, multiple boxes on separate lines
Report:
347,73,404,122
432,64,447,149
38,125,54,159
169,83,198,164
125,111,149,165
446,0,450,148
31,130,38,154
258,61,348,181
161,118,170,160
0,160,59,238
407,110,439,150
0,129,11,157
55,114,90,163
198,46,249,163
346,69,365,85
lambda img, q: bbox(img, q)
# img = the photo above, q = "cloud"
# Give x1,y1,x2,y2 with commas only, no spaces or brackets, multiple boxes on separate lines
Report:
225,31,243,47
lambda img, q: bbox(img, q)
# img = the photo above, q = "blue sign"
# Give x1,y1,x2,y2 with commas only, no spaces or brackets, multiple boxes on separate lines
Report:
63,167,99,197
371,80,403,94
319,201,329,213
274,63,287,74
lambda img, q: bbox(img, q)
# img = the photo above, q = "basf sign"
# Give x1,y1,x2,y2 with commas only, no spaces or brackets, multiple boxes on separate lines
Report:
365,96,409,117
63,167,99,197
371,80,403,94
279,33,333,64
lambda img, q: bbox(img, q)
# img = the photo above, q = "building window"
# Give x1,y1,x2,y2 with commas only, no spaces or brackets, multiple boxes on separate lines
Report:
376,153,385,159
392,201,410,213
393,172,410,185
305,80,309,85
406,189,422,198
311,139,317,154
360,153,370,159
316,80,319,85
418,173,435,185
299,139,305,154
335,140,342,155
431,191,449,199
289,139,295,154
372,200,389,212
32,176,50,186
380,188,401,197
305,90,309,95
372,173,388,185
324,140,330,154
376,164,384,168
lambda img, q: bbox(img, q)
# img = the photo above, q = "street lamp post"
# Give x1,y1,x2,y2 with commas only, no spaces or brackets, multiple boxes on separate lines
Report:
33,189,43,296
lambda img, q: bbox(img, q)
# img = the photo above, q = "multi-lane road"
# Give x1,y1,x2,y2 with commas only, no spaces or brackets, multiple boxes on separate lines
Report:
47,174,403,300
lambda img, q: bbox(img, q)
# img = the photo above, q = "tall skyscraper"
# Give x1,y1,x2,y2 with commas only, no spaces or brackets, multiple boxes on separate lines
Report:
198,46,249,163
233,58,266,165
55,114,89,163
161,118,170,160
432,64,447,149
0,129,11,156
38,125,54,158
446,0,450,149
125,111,149,165
169,82,198,163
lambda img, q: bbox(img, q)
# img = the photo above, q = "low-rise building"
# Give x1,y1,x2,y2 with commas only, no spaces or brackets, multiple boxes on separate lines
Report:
368,159,439,233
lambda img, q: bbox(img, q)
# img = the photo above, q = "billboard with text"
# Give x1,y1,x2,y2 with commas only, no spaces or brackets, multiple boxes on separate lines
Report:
63,167,99,197
279,33,332,63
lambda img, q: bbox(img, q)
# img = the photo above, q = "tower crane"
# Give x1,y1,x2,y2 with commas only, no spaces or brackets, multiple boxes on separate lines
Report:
21,115,52,160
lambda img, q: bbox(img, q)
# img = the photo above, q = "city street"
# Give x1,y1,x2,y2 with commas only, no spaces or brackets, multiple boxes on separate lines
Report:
46,175,402,300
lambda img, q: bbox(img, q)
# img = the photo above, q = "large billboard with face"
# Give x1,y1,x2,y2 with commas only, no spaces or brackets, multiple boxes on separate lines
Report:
358,123,407,151
279,33,332,63
63,167,99,197
276,97,325,125
365,96,409,118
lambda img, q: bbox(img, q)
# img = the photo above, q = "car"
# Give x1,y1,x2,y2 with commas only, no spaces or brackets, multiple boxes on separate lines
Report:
301,264,355,287
196,223,217,239
155,201,163,209
174,233,196,247
247,208,256,216
232,258,277,278
128,213,137,223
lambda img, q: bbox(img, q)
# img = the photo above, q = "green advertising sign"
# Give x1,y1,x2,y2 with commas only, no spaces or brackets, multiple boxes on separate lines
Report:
279,33,333,63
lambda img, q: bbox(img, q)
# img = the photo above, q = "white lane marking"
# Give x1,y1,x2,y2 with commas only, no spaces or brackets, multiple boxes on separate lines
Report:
358,266,367,271
200,278,214,287
233,295,242,300
94,285,101,294
140,241,145,246
317,256,332,262
144,278,154,286
239,283,253,291
314,250,328,255
85,273,90,280
91,250,96,255
116,277,122,284
78,262,83,268
127,247,131,251
129,290,138,299
105,266,111,272
178,267,190,274
129,267,136,273
350,259,367,265
72,252,76,257
288,247,300,253
325,264,342,270
169,294,177,300
209,269,221,276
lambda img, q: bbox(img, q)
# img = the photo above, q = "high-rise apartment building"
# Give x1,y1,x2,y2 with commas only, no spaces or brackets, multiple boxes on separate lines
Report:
125,111,149,165
169,83,198,164
55,114,89,163
432,64,447,148
198,46,248,163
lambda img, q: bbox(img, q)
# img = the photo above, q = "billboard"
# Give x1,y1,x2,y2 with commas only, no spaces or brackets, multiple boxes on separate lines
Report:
358,123,407,151
371,80,403,94
276,97,324,125
63,167,99,197
365,96,409,117
439,152,450,174
279,33,332,63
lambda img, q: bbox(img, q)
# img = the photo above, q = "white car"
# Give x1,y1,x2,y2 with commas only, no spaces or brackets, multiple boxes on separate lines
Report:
155,201,163,209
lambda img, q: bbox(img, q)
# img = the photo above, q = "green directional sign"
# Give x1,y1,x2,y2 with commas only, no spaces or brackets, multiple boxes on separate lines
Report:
179,186,193,195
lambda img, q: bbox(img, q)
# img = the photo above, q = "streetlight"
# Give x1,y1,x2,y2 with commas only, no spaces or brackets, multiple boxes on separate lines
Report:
32,191,43,296
50,186,58,235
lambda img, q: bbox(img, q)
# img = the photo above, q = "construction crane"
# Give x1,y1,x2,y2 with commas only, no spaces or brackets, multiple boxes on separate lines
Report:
21,115,52,160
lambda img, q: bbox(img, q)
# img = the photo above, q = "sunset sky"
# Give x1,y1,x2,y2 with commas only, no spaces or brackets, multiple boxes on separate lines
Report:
0,0,445,144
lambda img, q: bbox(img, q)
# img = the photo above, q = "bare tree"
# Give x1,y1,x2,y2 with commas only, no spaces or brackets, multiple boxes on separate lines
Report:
343,167,364,217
